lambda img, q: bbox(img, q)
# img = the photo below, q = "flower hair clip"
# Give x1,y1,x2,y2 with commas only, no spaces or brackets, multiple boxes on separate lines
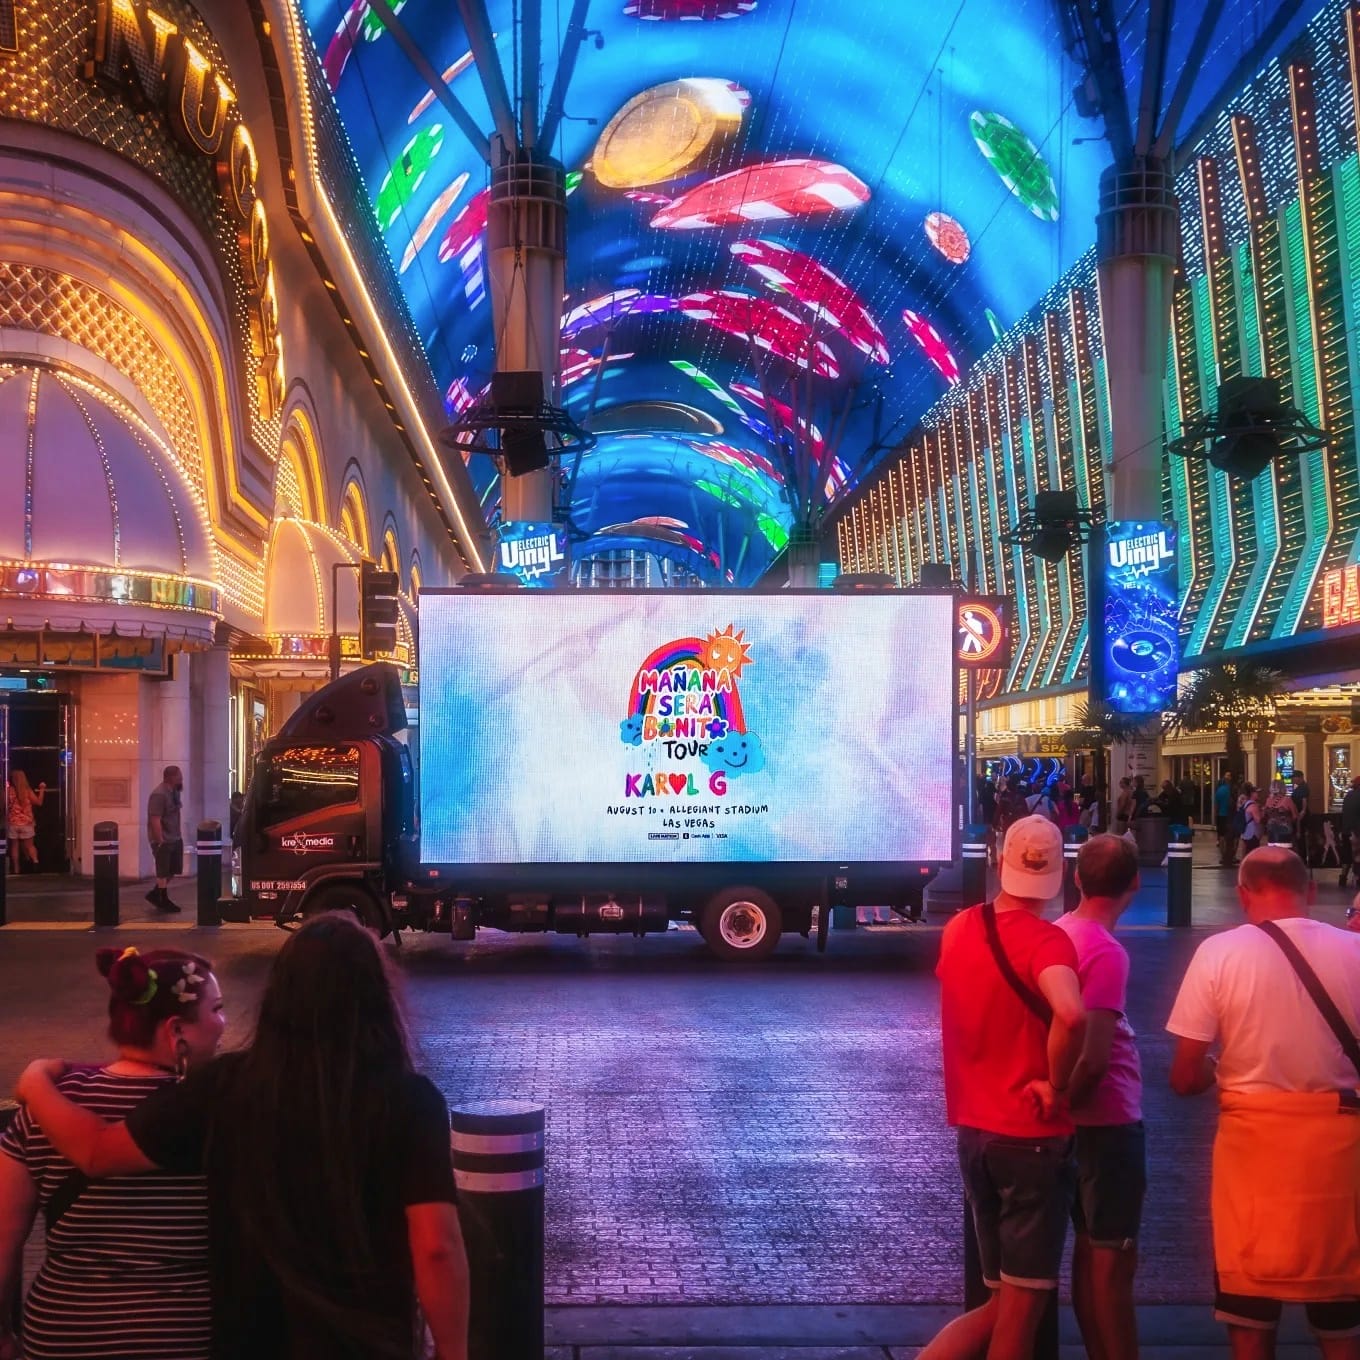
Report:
171,961,204,1005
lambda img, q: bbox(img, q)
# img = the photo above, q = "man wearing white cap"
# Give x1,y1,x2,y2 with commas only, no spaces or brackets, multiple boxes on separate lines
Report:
921,815,1087,1360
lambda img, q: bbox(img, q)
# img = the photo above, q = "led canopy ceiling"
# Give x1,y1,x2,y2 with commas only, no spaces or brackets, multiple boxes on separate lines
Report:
303,0,1315,585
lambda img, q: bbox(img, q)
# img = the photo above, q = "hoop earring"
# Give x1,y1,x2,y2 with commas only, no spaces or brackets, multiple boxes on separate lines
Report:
174,1036,189,1082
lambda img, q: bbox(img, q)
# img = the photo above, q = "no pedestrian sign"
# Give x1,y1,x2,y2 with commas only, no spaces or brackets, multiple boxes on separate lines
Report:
957,596,1009,669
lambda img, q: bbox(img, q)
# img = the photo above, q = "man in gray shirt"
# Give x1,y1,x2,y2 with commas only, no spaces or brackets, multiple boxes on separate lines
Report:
146,764,184,913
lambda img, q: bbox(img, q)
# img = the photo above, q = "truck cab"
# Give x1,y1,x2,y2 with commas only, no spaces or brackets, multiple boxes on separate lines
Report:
228,668,416,930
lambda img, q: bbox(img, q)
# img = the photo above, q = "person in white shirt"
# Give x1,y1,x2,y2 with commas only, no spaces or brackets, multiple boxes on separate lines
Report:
1167,847,1360,1359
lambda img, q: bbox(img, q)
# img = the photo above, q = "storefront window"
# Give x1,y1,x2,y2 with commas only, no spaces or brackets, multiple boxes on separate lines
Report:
1327,745,1352,812
1274,747,1295,780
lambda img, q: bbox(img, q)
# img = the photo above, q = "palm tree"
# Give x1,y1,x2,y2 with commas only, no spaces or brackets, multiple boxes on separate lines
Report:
1063,699,1153,804
1161,662,1287,775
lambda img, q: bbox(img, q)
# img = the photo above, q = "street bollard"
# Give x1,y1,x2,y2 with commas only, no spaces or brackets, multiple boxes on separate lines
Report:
0,841,7,927
93,820,120,928
961,823,989,910
1166,825,1194,927
451,1100,545,1360
196,820,223,928
1062,825,1089,913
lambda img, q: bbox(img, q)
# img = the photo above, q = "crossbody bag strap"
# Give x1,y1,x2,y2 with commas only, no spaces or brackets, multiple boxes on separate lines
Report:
1256,920,1360,1079
979,903,1052,1025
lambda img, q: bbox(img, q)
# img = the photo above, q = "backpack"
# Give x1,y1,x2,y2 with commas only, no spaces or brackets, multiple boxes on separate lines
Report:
1229,803,1247,836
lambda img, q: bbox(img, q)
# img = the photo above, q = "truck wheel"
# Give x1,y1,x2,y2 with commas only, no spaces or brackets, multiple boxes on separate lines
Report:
700,887,781,961
304,881,390,938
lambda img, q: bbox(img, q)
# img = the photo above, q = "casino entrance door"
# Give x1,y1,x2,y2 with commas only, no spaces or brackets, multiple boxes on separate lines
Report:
1,686,74,874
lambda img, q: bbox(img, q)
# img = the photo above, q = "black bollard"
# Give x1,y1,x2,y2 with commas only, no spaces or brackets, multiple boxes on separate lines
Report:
961,823,989,910
196,821,223,928
1167,824,1194,927
1063,825,1089,913
93,821,120,928
0,839,7,927
451,1100,545,1360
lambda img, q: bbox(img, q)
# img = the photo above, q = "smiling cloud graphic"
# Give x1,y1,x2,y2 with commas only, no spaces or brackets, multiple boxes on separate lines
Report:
702,731,765,778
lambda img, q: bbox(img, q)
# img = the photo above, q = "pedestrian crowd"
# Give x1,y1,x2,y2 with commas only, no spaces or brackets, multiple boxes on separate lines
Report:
924,816,1360,1360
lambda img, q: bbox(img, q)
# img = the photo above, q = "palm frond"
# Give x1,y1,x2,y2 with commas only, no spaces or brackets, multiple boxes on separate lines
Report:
1162,663,1287,737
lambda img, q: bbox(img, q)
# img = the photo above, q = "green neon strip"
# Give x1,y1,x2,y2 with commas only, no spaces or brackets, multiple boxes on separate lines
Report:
1186,276,1235,658
1064,616,1088,685
999,428,1030,693
1164,328,1193,607
986,436,1007,600
1273,199,1333,637
1094,357,1114,468
1333,155,1360,564
1227,243,1280,648
952,457,968,580
968,462,985,589
1019,417,1050,693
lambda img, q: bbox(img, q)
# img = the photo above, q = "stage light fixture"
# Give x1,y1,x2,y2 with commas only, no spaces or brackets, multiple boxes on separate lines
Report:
1169,376,1328,479
440,370,596,477
917,562,956,587
1005,489,1094,563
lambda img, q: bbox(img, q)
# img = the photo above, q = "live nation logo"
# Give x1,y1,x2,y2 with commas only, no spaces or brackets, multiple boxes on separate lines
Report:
278,832,337,855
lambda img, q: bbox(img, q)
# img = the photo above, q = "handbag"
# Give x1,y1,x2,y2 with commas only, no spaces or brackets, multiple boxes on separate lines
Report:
1256,921,1360,1082
980,902,1052,1024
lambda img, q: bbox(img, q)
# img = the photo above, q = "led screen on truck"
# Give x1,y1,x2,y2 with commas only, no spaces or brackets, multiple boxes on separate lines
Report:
417,591,955,865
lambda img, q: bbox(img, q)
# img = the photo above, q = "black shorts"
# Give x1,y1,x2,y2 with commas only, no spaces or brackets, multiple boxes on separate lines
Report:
1215,816,1230,837
1071,1121,1146,1247
153,839,183,879
958,1127,1074,1290
1215,1282,1360,1338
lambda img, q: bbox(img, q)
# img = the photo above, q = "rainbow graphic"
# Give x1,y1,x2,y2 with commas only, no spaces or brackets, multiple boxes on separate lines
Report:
624,630,750,735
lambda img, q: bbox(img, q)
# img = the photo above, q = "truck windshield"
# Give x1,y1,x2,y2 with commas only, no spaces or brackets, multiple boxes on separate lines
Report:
257,744,361,827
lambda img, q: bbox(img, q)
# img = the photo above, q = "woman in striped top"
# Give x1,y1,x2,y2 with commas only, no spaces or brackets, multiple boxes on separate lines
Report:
15,914,468,1360
0,946,225,1360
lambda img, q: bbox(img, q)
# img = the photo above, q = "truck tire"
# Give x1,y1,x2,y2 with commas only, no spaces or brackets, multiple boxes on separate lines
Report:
303,880,390,938
700,886,782,961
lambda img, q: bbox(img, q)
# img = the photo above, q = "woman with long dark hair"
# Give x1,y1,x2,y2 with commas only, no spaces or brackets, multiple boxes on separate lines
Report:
14,914,468,1360
0,946,225,1360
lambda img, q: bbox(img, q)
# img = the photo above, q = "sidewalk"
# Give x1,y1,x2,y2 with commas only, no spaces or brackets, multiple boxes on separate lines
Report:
0,871,228,926
5,832,1356,933
542,1303,1318,1357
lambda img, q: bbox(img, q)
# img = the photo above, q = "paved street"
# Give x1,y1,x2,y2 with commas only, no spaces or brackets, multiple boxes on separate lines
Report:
2,857,1354,1357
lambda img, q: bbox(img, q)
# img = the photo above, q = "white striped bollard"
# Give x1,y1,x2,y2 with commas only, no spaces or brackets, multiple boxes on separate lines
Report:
93,820,119,928
196,820,222,927
1062,826,1089,913
1166,830,1194,927
451,1100,545,1360
961,824,989,911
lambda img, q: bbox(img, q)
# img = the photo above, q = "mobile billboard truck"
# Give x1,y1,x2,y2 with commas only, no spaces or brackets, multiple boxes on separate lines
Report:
229,589,956,959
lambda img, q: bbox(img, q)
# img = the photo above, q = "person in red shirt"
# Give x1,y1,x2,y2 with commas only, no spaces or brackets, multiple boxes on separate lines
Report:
921,815,1087,1360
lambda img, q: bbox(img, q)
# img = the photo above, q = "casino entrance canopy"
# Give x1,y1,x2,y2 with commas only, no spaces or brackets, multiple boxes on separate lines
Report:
300,0,1317,585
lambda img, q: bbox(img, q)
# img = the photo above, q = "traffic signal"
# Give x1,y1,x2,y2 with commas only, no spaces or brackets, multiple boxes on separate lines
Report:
359,562,400,658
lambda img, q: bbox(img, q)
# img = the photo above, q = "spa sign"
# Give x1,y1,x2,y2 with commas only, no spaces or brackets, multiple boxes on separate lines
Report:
85,0,285,419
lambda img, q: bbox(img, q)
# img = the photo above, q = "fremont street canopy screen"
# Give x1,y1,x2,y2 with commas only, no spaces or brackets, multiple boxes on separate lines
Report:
418,592,954,865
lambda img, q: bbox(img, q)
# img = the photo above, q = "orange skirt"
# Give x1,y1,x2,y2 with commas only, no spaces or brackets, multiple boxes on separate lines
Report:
1212,1089,1360,1301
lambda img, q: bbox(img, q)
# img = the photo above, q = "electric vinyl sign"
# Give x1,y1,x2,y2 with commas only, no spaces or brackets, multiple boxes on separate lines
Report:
416,592,955,865
1100,522,1179,715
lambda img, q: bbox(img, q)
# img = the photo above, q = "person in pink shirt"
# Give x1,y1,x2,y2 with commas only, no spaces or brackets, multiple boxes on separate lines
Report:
1055,835,1144,1360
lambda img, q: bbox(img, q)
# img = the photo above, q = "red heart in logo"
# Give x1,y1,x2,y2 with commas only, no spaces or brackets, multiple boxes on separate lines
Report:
669,774,689,794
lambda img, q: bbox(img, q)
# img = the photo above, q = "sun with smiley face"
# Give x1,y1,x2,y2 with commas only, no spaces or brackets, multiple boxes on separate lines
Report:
701,625,752,679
